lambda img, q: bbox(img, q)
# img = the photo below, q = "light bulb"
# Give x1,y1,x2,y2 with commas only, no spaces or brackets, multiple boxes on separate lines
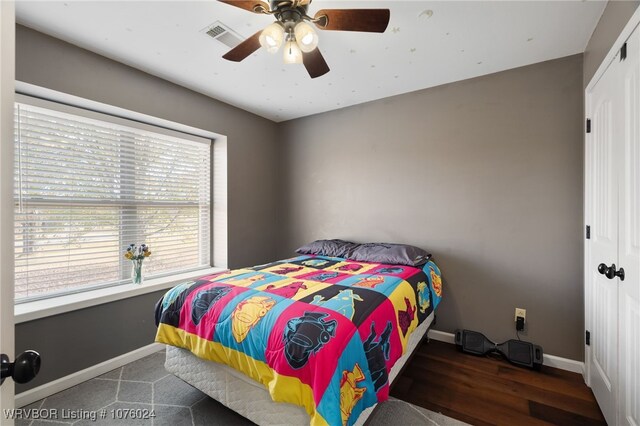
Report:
259,22,284,53
294,21,318,53
283,40,303,64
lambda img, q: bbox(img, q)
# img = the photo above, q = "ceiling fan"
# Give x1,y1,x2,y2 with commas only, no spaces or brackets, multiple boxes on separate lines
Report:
219,0,390,78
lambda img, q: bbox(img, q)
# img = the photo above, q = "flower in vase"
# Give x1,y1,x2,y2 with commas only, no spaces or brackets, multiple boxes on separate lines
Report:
123,243,152,285
123,243,152,261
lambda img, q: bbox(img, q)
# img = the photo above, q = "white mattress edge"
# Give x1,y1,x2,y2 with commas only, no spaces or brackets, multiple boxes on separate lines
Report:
165,311,435,425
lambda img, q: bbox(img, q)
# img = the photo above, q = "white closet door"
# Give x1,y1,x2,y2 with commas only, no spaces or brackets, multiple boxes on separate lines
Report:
0,0,15,420
587,50,622,426
619,26,640,426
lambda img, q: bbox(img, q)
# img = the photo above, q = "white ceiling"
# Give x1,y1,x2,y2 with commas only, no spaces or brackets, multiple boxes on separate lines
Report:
16,1,606,122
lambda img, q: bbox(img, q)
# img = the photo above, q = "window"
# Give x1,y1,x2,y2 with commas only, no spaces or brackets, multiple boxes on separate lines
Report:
14,99,211,302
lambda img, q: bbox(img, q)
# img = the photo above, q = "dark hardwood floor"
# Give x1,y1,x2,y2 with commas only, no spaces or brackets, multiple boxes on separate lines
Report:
391,340,607,426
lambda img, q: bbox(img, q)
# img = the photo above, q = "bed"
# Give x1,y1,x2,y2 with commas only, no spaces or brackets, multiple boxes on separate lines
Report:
154,252,443,426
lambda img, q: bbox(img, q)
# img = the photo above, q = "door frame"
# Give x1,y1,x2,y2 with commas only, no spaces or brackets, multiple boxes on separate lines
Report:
0,0,16,421
584,90,592,388
584,2,640,390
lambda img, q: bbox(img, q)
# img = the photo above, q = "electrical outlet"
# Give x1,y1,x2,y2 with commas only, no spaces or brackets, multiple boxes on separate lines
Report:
515,308,526,323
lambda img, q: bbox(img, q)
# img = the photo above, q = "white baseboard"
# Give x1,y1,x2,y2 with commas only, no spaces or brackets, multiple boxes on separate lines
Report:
428,329,456,344
15,343,164,408
542,354,585,375
427,329,585,375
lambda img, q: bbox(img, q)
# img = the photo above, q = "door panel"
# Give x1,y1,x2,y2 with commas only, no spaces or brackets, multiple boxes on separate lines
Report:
622,301,639,426
588,53,621,426
619,25,640,426
0,0,16,421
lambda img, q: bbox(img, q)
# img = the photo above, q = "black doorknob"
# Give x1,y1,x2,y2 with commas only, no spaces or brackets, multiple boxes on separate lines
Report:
0,350,41,385
609,264,625,281
598,263,608,275
605,264,616,279
597,263,625,281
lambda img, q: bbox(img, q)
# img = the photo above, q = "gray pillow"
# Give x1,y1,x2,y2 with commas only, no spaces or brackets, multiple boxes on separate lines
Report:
295,239,359,258
347,243,431,266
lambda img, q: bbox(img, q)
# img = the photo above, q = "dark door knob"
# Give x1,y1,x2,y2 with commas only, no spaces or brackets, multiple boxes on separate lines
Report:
0,350,41,385
598,263,608,275
608,263,625,281
597,263,625,281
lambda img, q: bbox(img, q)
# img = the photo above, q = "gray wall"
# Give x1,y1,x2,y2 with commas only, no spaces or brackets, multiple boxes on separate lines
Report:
15,25,281,392
584,0,639,86
15,291,164,393
278,54,585,360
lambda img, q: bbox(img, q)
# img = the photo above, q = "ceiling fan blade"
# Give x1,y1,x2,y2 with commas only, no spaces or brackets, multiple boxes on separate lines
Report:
313,9,390,33
302,48,330,79
222,30,262,62
218,0,269,14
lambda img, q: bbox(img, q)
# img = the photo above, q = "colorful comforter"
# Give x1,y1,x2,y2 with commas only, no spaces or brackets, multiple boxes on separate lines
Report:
154,255,443,426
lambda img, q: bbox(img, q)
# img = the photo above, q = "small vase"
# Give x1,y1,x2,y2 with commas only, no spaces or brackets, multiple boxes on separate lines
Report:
132,260,144,285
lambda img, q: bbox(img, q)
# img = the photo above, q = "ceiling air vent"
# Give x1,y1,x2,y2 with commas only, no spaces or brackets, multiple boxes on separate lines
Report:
203,21,243,49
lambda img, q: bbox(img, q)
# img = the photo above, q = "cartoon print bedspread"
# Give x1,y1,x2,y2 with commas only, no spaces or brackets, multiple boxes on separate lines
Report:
154,255,443,426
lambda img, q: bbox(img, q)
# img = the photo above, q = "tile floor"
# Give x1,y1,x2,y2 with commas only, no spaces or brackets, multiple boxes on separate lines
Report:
15,349,252,426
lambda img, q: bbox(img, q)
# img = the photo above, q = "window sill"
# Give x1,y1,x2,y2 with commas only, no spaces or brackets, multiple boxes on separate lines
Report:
14,267,225,324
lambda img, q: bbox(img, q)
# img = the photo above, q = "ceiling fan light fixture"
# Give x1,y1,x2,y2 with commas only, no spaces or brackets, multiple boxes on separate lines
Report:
219,0,391,78
259,22,285,53
294,21,318,53
283,39,303,64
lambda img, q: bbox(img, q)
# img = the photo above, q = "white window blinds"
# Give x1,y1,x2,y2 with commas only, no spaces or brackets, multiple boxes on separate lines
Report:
14,101,211,301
